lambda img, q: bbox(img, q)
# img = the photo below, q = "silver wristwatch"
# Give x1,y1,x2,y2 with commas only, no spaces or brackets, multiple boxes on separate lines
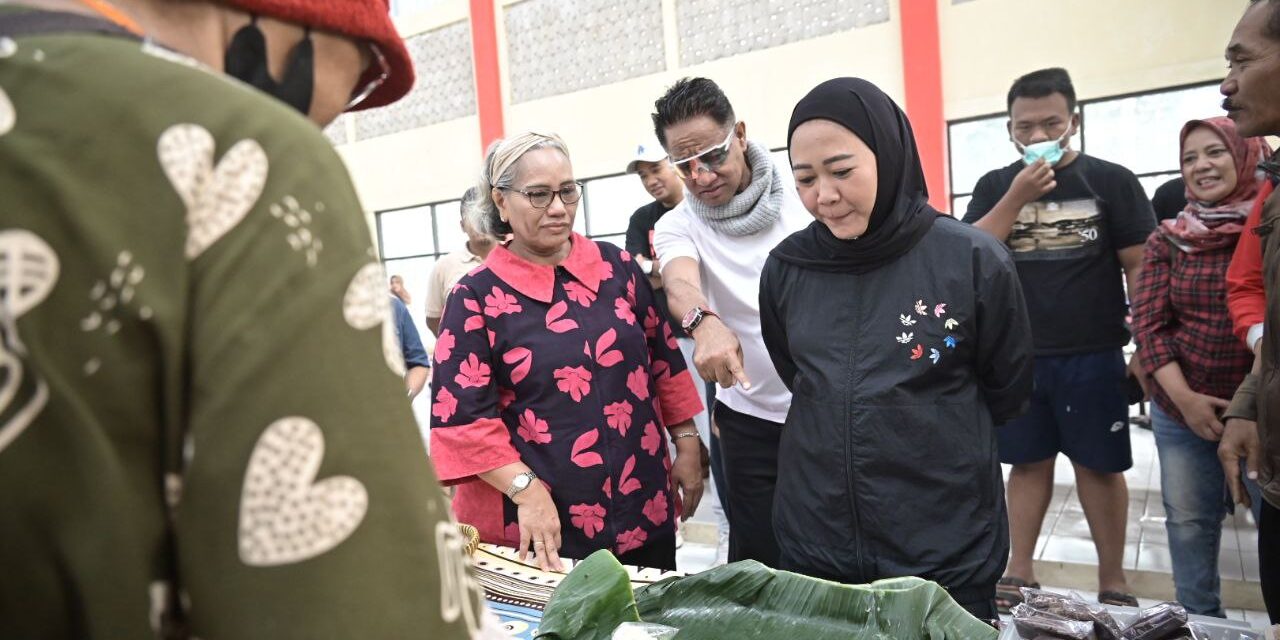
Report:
505,471,537,499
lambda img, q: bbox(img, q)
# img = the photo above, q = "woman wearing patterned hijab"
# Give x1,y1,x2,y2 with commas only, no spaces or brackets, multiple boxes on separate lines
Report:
1132,116,1271,617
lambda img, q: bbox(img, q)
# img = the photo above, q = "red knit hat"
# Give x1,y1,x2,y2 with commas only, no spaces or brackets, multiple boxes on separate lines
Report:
219,0,414,111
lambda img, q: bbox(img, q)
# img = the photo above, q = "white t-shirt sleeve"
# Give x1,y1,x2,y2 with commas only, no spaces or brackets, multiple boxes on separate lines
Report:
653,206,699,266
1248,322,1265,352
782,190,813,233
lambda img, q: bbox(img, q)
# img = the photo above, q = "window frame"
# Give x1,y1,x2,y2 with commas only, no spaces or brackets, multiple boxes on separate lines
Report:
374,199,449,262
945,79,1222,215
373,170,653,263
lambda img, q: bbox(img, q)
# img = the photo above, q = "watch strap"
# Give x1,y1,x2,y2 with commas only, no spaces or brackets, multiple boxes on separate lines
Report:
505,471,537,498
682,306,718,336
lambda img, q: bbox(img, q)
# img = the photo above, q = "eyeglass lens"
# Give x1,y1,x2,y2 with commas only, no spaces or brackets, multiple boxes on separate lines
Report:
526,184,582,208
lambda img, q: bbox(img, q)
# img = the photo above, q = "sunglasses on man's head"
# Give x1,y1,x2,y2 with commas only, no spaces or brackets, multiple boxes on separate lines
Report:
669,125,738,179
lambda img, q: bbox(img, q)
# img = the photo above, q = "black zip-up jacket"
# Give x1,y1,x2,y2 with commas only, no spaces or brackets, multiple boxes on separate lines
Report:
759,217,1033,603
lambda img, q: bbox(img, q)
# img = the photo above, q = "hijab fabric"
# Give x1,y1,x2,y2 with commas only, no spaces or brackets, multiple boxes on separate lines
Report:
770,77,939,273
1158,116,1270,254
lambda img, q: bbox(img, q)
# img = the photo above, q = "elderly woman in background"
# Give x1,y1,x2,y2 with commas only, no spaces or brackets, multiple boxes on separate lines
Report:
759,78,1034,620
429,132,705,571
1132,116,1269,617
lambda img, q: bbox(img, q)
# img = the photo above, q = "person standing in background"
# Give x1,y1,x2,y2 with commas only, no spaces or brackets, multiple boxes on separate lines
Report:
963,67,1155,611
1132,116,1269,617
390,274,412,306
426,186,495,335
1151,177,1189,223
390,294,431,401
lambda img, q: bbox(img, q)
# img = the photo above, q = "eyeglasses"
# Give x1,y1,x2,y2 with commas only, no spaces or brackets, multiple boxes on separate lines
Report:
669,125,737,179
499,183,583,209
345,42,390,110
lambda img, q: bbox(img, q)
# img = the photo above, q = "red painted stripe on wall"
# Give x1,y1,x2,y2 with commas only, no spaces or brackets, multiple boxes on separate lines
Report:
899,0,950,212
470,0,504,150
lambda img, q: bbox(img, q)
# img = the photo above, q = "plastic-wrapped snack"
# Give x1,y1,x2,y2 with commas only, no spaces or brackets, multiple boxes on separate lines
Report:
611,622,680,640
1012,603,1097,639
1121,602,1189,640
1021,588,1124,640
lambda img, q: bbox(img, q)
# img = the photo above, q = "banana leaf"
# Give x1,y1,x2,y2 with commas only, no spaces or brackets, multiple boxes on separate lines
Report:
634,561,997,639
535,550,640,639
535,552,997,640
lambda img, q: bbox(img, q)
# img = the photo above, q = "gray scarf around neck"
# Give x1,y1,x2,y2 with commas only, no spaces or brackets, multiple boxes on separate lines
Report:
684,140,783,237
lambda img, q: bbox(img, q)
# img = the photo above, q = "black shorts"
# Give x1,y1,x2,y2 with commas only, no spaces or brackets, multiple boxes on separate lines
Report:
996,349,1132,473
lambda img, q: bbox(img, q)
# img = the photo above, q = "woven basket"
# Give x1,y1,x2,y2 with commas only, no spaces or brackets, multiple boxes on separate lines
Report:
457,523,480,556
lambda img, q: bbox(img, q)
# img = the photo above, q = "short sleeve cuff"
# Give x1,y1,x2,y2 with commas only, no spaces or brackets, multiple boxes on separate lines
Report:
1137,339,1176,376
1248,323,1264,351
429,417,521,485
656,368,704,429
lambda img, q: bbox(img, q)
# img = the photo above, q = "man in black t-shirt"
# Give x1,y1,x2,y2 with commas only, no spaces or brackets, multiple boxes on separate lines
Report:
963,68,1155,611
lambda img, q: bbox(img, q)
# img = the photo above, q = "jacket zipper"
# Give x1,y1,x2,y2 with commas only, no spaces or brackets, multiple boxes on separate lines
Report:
843,290,866,578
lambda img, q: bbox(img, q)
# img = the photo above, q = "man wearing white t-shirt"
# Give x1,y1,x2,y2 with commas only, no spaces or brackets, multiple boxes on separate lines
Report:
651,77,808,566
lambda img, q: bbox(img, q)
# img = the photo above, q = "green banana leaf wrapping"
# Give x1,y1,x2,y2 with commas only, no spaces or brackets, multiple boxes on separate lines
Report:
535,551,998,640
535,551,641,639
635,561,998,639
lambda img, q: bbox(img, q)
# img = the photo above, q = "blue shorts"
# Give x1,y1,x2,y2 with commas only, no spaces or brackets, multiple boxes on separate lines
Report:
997,349,1132,473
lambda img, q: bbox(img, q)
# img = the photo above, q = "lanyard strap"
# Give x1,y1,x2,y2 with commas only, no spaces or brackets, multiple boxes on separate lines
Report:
75,0,142,35
0,7,139,40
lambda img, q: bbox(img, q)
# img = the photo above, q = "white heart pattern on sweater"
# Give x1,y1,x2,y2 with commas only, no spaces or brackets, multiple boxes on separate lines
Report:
157,124,268,260
0,85,14,137
436,521,486,632
238,417,367,567
343,262,406,376
0,230,58,454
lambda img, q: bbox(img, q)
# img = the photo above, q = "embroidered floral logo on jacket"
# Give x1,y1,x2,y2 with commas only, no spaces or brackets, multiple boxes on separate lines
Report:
897,297,959,365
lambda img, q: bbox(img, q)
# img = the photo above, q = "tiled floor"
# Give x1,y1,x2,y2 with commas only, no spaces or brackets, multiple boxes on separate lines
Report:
675,410,1272,628
679,537,1275,631
1024,421,1261,584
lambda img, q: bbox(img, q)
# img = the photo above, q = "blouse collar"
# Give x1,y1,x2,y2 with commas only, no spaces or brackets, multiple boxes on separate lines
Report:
484,233,604,303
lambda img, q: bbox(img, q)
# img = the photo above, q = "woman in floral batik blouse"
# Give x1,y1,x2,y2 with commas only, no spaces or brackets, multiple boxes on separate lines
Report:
430,131,705,572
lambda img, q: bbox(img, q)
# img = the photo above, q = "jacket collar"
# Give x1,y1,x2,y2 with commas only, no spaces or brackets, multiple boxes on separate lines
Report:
484,233,604,303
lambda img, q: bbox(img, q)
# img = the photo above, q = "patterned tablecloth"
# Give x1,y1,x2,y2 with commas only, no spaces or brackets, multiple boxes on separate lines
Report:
473,544,683,639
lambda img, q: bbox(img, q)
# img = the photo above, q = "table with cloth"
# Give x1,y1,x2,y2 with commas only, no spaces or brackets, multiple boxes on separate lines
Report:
472,544,682,638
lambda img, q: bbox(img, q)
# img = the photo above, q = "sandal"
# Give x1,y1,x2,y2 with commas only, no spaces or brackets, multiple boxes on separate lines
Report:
995,576,1040,614
1098,590,1139,607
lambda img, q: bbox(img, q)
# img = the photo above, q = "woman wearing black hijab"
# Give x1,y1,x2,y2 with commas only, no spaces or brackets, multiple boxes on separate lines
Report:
759,78,1034,620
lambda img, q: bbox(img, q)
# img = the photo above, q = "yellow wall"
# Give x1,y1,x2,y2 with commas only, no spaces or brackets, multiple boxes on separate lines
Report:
338,0,902,212
505,26,905,187
939,0,1247,119
338,0,1247,213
